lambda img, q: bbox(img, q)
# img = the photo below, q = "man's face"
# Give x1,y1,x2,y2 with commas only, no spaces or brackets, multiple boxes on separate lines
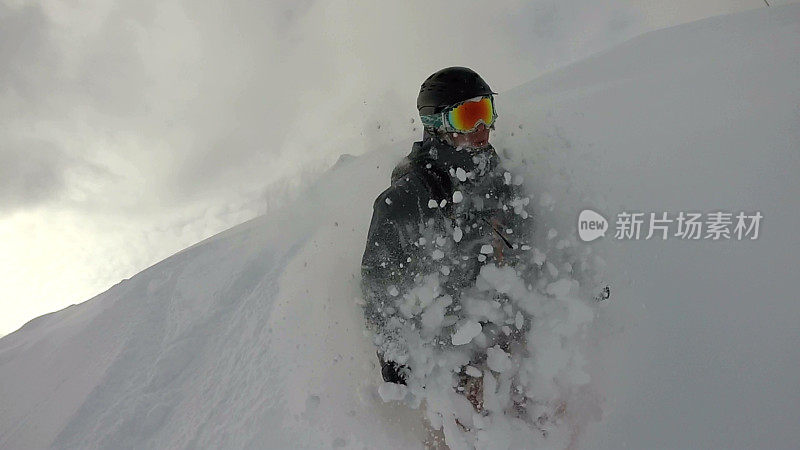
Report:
445,122,491,149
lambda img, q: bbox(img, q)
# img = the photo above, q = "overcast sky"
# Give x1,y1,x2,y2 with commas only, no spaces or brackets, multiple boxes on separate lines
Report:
0,0,788,336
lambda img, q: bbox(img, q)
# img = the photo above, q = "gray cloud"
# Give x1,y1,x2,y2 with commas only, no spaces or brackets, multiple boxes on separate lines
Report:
74,4,151,117
0,0,655,218
0,137,73,211
0,3,60,115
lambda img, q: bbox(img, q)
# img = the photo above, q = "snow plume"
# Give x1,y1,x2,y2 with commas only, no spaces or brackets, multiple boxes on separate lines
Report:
368,153,608,449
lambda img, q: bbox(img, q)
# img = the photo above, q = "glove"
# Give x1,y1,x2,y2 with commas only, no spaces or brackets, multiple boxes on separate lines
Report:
378,352,407,385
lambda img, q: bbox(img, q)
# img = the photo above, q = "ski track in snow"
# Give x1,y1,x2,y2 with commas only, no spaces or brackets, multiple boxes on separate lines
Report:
2,5,800,449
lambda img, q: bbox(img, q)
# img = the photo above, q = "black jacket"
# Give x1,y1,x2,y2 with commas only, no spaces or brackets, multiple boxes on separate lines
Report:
361,135,533,368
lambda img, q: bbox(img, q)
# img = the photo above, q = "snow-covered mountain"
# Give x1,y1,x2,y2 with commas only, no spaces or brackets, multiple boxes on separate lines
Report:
2,4,799,449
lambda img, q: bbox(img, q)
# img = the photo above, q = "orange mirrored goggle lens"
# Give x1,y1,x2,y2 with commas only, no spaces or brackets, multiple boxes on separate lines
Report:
447,96,495,132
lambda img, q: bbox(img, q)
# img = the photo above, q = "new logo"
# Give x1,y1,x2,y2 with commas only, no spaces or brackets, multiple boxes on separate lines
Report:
578,209,608,242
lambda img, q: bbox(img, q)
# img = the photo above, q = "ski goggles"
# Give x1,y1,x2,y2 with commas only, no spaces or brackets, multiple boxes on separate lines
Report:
420,96,497,134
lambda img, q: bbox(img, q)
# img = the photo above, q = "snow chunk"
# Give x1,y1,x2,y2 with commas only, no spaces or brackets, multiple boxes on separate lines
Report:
387,286,399,297
452,191,464,203
464,365,482,378
456,167,467,182
504,171,512,185
453,227,463,243
480,244,493,254
428,199,438,208
384,197,392,205
509,197,530,218
487,346,511,373
412,276,439,308
463,296,505,324
378,382,408,402
475,264,543,316
432,249,445,260
421,300,445,331
452,320,482,345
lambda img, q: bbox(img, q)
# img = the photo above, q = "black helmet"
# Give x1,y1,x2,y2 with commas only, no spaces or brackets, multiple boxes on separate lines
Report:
417,67,496,116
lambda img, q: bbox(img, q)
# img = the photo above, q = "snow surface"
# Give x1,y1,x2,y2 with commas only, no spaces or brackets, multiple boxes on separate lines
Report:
2,4,800,449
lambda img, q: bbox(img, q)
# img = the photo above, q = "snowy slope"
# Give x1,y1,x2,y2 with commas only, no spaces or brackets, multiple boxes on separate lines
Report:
2,4,800,449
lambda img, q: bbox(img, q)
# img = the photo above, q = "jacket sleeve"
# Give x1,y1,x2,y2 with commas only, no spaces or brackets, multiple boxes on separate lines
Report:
361,180,419,318
360,176,435,361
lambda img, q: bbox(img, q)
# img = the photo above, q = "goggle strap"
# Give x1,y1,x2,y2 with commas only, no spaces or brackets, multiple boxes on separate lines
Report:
420,113,443,129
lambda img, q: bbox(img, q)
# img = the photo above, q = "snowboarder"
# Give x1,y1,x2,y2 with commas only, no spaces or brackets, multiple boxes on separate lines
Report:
361,67,534,405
